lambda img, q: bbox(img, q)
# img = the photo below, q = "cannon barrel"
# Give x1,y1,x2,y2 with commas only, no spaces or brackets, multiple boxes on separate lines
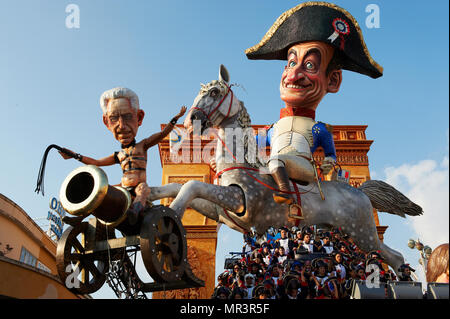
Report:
59,165,131,227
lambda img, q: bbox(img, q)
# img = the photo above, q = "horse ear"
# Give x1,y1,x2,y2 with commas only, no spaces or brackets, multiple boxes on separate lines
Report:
219,64,230,83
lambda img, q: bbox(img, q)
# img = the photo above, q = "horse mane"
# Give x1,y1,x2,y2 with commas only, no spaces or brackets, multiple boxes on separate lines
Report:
236,101,264,168
237,101,251,128
200,80,262,168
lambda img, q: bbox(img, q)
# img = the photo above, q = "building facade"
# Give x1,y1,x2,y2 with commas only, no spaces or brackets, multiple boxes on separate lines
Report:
0,193,88,299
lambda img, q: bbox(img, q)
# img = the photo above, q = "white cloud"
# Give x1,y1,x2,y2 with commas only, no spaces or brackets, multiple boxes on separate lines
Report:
384,157,449,249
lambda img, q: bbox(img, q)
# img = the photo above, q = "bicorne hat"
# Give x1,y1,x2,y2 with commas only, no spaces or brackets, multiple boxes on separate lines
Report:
245,1,383,79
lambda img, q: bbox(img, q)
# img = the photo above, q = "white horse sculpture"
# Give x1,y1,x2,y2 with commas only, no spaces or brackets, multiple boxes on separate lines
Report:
148,65,423,274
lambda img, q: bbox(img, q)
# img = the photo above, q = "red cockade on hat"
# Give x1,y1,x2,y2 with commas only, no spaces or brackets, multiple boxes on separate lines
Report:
328,17,350,50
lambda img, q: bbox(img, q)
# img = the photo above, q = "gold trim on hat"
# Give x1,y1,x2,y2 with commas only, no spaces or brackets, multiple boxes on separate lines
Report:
245,1,383,74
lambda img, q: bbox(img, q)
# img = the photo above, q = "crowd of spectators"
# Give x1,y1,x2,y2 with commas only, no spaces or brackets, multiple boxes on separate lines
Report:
212,225,415,299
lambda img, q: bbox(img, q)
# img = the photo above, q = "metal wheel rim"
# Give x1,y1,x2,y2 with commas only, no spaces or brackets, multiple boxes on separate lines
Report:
56,222,109,294
140,207,187,283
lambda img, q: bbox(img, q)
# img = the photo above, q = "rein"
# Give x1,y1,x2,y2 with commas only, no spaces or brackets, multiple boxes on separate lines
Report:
214,164,311,196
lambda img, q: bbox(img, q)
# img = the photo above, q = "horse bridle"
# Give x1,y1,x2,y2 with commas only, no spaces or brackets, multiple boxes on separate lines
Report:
190,82,234,127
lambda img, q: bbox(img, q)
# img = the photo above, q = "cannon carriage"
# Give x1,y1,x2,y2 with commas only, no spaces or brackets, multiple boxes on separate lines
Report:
56,165,204,296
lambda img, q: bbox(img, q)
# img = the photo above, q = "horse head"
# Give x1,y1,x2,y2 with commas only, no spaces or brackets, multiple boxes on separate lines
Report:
184,65,243,134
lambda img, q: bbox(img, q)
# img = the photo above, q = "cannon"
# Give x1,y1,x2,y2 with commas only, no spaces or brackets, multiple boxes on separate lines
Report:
56,165,204,296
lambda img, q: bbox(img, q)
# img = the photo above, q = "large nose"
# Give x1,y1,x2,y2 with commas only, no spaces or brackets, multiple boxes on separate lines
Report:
285,64,305,82
118,115,126,129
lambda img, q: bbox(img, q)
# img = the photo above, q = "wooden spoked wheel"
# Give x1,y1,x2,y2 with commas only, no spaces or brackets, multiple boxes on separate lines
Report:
56,222,109,294
140,206,187,283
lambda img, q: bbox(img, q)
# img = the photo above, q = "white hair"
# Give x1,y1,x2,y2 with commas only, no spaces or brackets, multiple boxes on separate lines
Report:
100,87,140,114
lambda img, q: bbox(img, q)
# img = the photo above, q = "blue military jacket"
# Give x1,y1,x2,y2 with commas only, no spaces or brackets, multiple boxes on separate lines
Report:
256,121,337,161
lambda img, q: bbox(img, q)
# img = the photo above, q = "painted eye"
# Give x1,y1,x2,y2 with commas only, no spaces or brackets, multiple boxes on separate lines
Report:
288,60,297,68
210,88,219,97
108,115,119,122
305,61,315,70
122,113,133,121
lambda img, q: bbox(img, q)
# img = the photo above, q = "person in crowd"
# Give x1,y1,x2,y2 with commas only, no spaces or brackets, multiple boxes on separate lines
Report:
291,260,303,275
213,286,231,299
312,233,324,253
261,243,273,266
254,253,267,272
217,224,432,299
248,261,261,277
255,272,265,286
294,230,303,245
231,263,242,285
229,286,247,299
426,243,449,283
314,260,330,286
244,273,256,299
284,278,301,300
255,288,271,299
398,264,415,282
216,271,231,289
277,246,288,265
320,232,335,254
301,232,314,253
356,265,366,281
274,227,297,258
231,270,247,289
333,251,347,282
242,234,255,257
269,264,282,286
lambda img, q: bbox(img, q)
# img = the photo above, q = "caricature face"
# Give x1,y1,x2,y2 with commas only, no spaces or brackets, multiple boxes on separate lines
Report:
103,97,144,145
280,41,342,110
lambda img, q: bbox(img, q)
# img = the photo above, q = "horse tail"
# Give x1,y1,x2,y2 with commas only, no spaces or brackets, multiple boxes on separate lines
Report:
358,180,423,218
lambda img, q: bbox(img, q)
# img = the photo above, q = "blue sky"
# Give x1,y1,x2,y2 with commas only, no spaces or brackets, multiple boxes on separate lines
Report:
1,1,448,298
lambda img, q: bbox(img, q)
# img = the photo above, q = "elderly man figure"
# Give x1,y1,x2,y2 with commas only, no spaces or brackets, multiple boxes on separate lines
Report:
60,87,186,224
246,2,383,207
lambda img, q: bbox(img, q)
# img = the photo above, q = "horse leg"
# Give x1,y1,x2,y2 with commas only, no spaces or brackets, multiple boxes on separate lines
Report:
188,198,221,222
343,223,404,275
147,183,182,202
379,242,405,277
146,183,221,220
169,180,245,218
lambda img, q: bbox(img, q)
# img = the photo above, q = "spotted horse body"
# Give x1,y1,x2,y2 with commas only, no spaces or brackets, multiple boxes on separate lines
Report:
149,65,423,275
